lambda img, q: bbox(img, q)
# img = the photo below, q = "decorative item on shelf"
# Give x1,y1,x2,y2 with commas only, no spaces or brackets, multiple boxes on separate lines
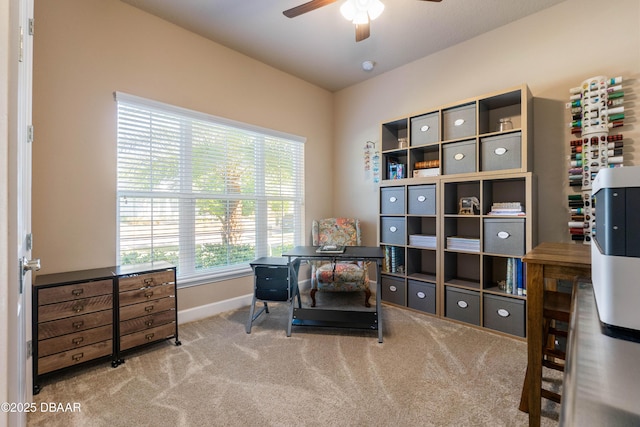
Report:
398,137,408,149
458,196,479,215
498,118,513,132
388,160,405,180
565,75,625,244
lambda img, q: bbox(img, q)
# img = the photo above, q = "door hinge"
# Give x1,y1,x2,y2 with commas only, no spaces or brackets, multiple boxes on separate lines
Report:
28,18,34,36
27,340,33,358
19,25,23,62
26,233,33,251
27,125,34,143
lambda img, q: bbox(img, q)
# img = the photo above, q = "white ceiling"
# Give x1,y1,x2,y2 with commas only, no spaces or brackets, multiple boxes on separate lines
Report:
120,0,566,92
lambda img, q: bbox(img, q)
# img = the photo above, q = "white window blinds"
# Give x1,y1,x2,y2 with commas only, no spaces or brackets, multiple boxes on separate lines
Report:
115,92,305,286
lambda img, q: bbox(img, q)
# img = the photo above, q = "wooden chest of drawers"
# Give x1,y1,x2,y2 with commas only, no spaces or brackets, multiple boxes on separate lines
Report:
115,267,178,358
33,262,179,394
33,270,115,394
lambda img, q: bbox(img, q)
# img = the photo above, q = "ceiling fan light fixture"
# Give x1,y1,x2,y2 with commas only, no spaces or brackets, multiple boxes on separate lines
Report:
339,1,356,21
367,0,385,21
340,0,385,23
353,10,369,25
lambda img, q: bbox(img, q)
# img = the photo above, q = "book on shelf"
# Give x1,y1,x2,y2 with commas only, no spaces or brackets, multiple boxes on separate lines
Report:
505,257,525,295
383,246,403,273
487,202,524,216
446,236,480,252
409,234,437,249
413,168,440,178
316,245,346,254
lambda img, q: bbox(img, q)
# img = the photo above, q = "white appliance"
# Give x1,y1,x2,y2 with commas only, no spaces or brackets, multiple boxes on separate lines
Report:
591,166,640,341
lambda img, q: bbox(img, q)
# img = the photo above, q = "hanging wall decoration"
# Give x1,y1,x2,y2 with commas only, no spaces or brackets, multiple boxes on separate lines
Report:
364,141,381,183
566,75,625,243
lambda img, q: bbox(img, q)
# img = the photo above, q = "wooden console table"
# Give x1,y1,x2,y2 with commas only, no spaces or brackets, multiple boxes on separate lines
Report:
518,242,591,427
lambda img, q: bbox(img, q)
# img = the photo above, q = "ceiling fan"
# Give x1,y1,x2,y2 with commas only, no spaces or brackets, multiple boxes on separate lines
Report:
283,0,443,42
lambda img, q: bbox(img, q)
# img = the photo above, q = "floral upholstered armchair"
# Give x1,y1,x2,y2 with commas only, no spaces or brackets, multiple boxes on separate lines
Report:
310,218,371,308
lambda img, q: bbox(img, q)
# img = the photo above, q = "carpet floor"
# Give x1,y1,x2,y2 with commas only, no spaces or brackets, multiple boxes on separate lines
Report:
28,290,561,426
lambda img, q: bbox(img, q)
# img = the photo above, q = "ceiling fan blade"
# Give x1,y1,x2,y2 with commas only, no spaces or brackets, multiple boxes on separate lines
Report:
355,21,370,42
283,0,339,18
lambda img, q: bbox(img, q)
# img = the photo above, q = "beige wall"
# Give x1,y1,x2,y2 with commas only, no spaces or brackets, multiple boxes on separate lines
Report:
32,0,334,310
32,0,640,313
334,0,640,247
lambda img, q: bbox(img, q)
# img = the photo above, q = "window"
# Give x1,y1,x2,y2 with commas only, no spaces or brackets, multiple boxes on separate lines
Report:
115,92,305,287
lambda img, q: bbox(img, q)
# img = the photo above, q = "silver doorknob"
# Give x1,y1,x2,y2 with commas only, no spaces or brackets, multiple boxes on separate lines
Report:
23,258,41,272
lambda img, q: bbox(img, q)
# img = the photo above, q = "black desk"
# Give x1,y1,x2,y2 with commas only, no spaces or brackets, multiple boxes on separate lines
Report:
282,246,385,343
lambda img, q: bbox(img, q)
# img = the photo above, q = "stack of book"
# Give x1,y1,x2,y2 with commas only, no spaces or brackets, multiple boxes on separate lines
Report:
383,246,403,273
446,236,480,252
413,159,440,178
487,202,524,216
409,234,436,249
504,257,526,296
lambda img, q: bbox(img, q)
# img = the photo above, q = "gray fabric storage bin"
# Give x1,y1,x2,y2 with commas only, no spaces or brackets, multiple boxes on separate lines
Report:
442,104,476,141
408,280,436,314
411,112,439,146
408,184,436,215
380,217,406,245
484,218,525,256
380,187,405,215
381,276,406,306
442,140,476,175
481,132,522,172
445,286,480,325
483,294,525,337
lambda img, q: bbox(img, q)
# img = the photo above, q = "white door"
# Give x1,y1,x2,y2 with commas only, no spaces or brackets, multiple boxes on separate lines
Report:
7,0,35,425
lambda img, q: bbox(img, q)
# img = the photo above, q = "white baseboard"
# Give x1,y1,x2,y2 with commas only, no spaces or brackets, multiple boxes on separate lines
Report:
178,294,253,325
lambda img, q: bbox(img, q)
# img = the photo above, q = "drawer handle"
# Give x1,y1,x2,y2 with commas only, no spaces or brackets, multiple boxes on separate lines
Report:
71,289,84,296
417,195,426,202
72,337,84,345
71,352,84,362
497,308,510,318
498,231,510,239
72,303,85,313
144,290,154,299
494,147,507,156
416,291,426,299
389,285,397,292
454,153,465,161
144,278,154,285
145,333,155,341
421,125,430,132
145,320,154,327
454,119,465,127
457,300,468,309
389,196,397,203
144,305,155,312
72,320,84,329
389,226,397,233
